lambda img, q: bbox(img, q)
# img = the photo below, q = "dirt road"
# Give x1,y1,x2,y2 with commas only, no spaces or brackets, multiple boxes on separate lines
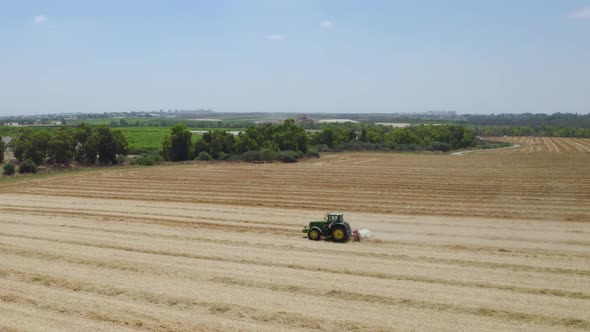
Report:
0,137,589,331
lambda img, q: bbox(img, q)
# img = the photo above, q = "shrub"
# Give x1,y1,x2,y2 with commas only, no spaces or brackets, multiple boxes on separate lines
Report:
240,149,278,162
241,150,263,162
431,141,451,152
277,150,302,163
18,159,38,174
481,142,512,149
261,148,277,161
132,153,163,166
306,147,320,158
316,144,330,152
394,144,422,152
3,163,15,176
217,152,231,160
135,156,155,166
196,151,212,161
115,154,127,164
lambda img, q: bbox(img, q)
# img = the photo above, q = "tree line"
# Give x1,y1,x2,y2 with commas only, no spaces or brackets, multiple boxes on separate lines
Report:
310,124,476,152
161,120,477,162
162,119,311,162
1,120,478,173
8,124,127,167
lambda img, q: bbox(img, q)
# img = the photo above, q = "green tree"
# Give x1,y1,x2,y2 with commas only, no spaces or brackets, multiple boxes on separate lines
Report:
202,131,235,159
112,130,128,155
13,129,50,165
0,139,4,164
18,159,38,174
74,124,98,164
196,151,212,161
47,127,75,164
162,124,192,161
364,129,383,144
312,127,336,148
431,141,451,152
233,133,258,154
3,163,15,176
93,126,124,164
385,128,419,145
311,126,357,148
274,119,309,153
359,129,368,142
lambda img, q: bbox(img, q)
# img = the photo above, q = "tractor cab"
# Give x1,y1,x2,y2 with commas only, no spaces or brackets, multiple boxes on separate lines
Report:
326,212,342,222
325,213,344,225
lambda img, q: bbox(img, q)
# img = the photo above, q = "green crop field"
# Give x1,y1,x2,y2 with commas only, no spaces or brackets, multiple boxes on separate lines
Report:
117,127,171,153
117,127,244,153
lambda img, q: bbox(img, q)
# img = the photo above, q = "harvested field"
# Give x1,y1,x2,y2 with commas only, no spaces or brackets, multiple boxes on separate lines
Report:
486,136,590,154
0,137,589,331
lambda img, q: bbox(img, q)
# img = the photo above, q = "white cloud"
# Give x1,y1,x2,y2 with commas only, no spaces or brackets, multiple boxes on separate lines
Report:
569,6,590,19
34,15,48,24
320,20,333,29
266,34,286,41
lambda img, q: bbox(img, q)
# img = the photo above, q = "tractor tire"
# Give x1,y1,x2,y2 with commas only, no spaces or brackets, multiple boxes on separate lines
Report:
308,228,322,241
330,225,349,243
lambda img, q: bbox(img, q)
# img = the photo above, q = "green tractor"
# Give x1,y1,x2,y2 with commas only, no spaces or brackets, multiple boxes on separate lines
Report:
302,212,352,243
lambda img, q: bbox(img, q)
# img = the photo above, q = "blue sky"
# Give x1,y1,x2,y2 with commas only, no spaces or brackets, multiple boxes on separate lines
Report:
1,0,589,115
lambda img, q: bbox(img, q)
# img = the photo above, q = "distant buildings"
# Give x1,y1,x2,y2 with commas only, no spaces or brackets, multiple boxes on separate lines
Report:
398,110,457,119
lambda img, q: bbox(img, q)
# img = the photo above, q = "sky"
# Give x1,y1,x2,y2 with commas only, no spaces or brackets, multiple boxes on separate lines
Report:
0,0,589,116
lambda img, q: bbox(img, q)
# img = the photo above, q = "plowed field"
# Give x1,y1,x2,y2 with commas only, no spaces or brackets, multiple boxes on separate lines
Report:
1,137,589,331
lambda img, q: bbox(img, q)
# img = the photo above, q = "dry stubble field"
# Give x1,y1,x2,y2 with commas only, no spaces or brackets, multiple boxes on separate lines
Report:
0,137,589,331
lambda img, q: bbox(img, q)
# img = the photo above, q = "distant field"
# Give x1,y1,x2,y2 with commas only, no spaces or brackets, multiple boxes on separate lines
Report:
487,136,590,153
117,127,171,153
0,137,588,331
120,127,247,153
0,126,173,153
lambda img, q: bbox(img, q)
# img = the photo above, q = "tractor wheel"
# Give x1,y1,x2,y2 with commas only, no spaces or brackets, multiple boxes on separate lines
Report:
308,228,321,241
330,225,349,243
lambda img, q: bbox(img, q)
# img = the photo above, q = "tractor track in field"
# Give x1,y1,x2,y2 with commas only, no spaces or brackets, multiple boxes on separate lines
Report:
3,210,589,250
2,227,589,299
2,232,587,278
6,217,590,259
451,144,522,155
7,190,588,221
